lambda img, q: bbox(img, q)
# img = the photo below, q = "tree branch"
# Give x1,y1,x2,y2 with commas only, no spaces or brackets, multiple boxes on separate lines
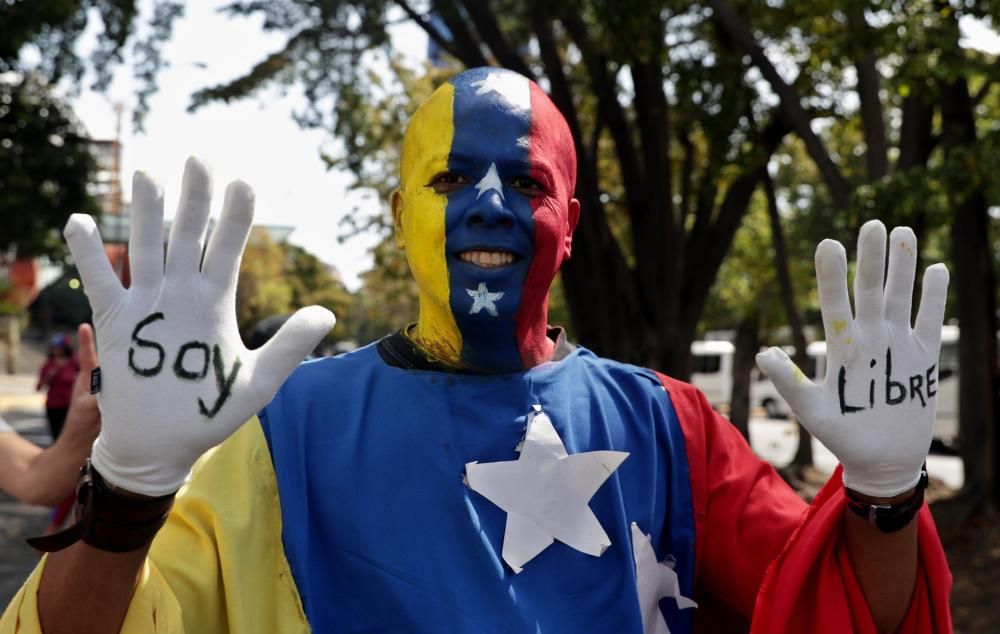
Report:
458,0,534,79
847,4,889,181
431,0,489,68
708,0,851,208
394,0,464,62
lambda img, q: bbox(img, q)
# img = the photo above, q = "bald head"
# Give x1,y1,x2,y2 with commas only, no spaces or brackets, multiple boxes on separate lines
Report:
401,68,577,202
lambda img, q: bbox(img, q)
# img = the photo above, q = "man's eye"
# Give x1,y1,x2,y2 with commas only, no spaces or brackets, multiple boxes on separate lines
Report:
429,172,470,194
508,176,545,196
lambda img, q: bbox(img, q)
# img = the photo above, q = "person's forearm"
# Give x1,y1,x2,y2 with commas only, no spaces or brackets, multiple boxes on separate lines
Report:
20,427,95,505
843,488,919,634
39,542,149,634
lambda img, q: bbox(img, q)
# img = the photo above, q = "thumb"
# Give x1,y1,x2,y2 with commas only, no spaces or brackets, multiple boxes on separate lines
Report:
71,323,98,400
755,347,820,423
76,323,98,376
250,306,336,394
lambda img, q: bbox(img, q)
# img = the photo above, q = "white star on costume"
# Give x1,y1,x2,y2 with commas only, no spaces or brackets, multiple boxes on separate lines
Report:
630,522,697,634
466,282,504,316
469,71,532,110
465,406,629,573
475,162,505,201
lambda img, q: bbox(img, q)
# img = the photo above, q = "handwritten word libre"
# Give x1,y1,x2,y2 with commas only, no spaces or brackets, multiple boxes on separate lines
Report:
128,312,242,418
838,348,937,416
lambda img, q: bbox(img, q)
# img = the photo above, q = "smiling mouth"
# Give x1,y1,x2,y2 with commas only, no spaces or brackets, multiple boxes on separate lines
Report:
457,250,519,268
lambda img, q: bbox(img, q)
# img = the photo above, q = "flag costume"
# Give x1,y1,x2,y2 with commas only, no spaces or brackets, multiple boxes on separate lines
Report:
3,340,952,632
1,67,954,633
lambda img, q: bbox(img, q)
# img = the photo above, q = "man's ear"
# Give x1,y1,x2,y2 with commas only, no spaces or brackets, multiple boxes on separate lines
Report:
562,198,581,260
391,189,405,250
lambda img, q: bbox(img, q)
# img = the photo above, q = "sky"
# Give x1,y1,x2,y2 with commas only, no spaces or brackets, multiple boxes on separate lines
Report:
67,6,1000,291
71,1,427,291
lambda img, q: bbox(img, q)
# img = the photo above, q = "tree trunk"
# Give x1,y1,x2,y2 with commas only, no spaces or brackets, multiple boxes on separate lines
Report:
939,72,1000,512
730,310,759,441
763,174,814,467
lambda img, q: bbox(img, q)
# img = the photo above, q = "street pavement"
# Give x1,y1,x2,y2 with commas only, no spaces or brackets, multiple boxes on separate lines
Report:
0,372,53,606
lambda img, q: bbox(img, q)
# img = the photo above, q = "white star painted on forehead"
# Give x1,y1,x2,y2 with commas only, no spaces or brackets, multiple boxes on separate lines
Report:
466,282,504,316
465,406,629,573
631,522,697,634
475,163,505,200
469,71,532,110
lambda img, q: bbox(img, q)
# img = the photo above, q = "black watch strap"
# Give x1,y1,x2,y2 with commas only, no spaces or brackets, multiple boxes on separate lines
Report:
844,470,928,534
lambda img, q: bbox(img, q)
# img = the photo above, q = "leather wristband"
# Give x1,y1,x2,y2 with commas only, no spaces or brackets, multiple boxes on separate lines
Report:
844,470,928,534
27,459,176,553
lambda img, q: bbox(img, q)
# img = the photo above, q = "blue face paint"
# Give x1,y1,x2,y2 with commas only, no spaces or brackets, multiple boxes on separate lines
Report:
445,69,537,372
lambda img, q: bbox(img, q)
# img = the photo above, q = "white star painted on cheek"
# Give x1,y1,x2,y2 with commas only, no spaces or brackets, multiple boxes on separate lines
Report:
465,406,630,573
466,282,504,316
631,522,697,634
475,162,505,201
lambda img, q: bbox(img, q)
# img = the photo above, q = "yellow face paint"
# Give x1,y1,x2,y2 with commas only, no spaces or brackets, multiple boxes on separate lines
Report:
397,83,463,364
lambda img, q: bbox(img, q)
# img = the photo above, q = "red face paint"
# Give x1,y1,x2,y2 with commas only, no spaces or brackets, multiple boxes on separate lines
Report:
515,81,579,367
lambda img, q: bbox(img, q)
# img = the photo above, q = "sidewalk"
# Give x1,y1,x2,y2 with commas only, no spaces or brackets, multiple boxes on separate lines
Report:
0,340,56,606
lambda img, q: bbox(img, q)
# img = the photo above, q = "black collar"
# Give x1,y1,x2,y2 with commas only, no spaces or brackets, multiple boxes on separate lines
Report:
376,326,574,373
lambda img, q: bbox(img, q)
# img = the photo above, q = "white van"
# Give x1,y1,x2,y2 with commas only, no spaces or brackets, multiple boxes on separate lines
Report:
690,340,734,410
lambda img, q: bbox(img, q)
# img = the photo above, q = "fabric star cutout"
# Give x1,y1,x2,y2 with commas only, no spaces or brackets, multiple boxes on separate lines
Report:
469,71,531,110
465,405,629,573
467,282,504,316
475,162,505,201
630,522,697,634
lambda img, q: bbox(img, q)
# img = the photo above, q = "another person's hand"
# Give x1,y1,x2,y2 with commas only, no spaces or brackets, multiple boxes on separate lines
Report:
756,220,948,497
59,323,101,447
65,158,335,497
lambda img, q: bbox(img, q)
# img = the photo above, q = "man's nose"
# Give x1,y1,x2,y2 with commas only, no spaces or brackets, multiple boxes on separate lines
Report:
465,190,515,229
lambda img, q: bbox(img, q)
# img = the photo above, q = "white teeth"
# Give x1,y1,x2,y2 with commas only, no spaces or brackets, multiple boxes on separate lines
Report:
459,251,515,268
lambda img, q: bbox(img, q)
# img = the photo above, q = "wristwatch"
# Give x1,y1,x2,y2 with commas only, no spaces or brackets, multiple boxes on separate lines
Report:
844,470,928,534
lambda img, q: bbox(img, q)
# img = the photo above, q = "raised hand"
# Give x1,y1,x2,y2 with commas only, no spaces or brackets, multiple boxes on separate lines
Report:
65,158,335,496
755,220,949,497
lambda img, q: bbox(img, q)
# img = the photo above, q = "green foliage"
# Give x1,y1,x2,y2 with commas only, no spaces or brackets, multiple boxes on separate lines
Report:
0,75,100,259
236,229,293,337
236,230,356,343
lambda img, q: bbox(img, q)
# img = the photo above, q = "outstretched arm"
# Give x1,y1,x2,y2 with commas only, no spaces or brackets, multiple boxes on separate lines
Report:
32,158,334,633
757,221,950,633
0,324,100,506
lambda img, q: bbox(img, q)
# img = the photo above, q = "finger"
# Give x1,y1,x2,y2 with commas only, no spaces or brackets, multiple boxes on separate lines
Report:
815,239,853,346
202,180,254,290
76,323,97,376
853,219,887,327
755,348,820,424
71,323,98,400
250,306,336,396
64,214,124,311
914,263,950,350
883,226,917,327
128,171,165,289
165,157,213,278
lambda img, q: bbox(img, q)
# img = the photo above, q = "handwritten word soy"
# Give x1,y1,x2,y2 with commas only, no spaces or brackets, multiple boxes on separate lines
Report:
838,348,936,415
128,312,242,418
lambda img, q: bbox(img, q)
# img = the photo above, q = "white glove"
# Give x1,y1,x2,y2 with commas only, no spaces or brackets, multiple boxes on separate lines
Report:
756,220,949,497
65,157,335,496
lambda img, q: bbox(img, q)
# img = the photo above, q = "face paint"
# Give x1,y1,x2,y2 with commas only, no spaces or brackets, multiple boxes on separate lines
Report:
397,68,578,372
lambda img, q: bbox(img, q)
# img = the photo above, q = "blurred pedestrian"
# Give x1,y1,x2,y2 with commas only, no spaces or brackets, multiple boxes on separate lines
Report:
36,333,79,440
0,324,100,505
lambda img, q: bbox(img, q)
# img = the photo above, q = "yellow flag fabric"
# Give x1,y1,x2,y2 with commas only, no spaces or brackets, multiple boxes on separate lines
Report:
0,419,307,633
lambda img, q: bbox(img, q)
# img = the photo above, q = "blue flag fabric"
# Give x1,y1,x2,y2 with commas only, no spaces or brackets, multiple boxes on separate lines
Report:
260,343,696,633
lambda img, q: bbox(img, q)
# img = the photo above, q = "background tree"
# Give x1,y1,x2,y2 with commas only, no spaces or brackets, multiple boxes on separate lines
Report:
709,0,1000,515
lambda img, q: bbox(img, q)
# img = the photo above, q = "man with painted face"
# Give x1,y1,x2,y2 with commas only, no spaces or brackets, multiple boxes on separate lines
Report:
4,68,952,633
